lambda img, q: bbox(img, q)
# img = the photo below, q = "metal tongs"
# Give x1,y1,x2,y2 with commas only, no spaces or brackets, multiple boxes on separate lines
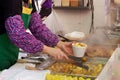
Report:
21,56,45,62
17,56,45,64
68,55,89,70
18,54,49,64
20,55,56,70
58,35,73,42
35,57,56,70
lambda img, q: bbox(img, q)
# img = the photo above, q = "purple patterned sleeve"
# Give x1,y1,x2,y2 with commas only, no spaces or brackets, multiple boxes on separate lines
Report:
29,12,59,47
42,0,52,8
5,15,44,54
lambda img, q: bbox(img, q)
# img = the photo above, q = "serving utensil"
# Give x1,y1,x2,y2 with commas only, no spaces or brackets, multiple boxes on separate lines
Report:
35,57,56,70
58,34,72,42
21,56,45,62
68,55,89,70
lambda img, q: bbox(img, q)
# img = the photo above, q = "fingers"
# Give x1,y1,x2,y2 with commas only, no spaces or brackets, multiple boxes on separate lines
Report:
54,50,69,60
65,42,73,46
62,53,69,60
45,46,69,60
56,52,69,60
62,45,73,55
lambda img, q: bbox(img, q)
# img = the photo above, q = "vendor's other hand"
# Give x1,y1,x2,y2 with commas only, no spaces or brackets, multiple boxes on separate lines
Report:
43,45,68,60
57,41,73,55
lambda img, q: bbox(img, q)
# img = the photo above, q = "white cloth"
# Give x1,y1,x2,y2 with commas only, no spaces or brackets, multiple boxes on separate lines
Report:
0,63,50,80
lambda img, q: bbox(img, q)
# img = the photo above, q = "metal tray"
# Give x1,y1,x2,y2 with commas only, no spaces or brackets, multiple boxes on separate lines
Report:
50,73,96,80
47,57,108,79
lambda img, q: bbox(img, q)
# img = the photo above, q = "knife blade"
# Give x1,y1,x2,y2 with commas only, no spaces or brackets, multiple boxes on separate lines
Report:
68,55,89,70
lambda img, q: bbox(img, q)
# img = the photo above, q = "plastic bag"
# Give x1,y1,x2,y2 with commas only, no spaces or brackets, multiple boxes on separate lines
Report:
96,47,120,80
83,27,117,58
44,9,64,36
84,27,113,45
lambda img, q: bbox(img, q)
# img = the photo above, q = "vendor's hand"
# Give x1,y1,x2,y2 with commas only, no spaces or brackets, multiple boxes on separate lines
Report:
42,45,69,60
57,41,73,55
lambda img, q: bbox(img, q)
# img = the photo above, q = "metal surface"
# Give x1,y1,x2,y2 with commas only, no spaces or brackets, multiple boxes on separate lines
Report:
36,57,56,70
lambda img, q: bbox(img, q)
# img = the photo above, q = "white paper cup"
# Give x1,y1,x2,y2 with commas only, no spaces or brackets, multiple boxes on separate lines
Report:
72,42,87,57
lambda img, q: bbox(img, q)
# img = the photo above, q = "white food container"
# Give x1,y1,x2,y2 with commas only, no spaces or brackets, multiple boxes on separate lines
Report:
72,42,87,57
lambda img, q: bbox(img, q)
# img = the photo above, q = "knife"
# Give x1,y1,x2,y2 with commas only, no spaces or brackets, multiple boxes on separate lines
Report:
68,55,87,62
58,35,72,42
68,55,89,70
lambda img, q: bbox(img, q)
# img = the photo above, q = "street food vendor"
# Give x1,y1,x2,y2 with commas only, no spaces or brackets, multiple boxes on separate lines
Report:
0,0,73,71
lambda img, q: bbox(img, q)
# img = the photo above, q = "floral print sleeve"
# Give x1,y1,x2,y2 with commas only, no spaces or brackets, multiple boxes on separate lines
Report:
29,12,59,47
5,15,44,54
